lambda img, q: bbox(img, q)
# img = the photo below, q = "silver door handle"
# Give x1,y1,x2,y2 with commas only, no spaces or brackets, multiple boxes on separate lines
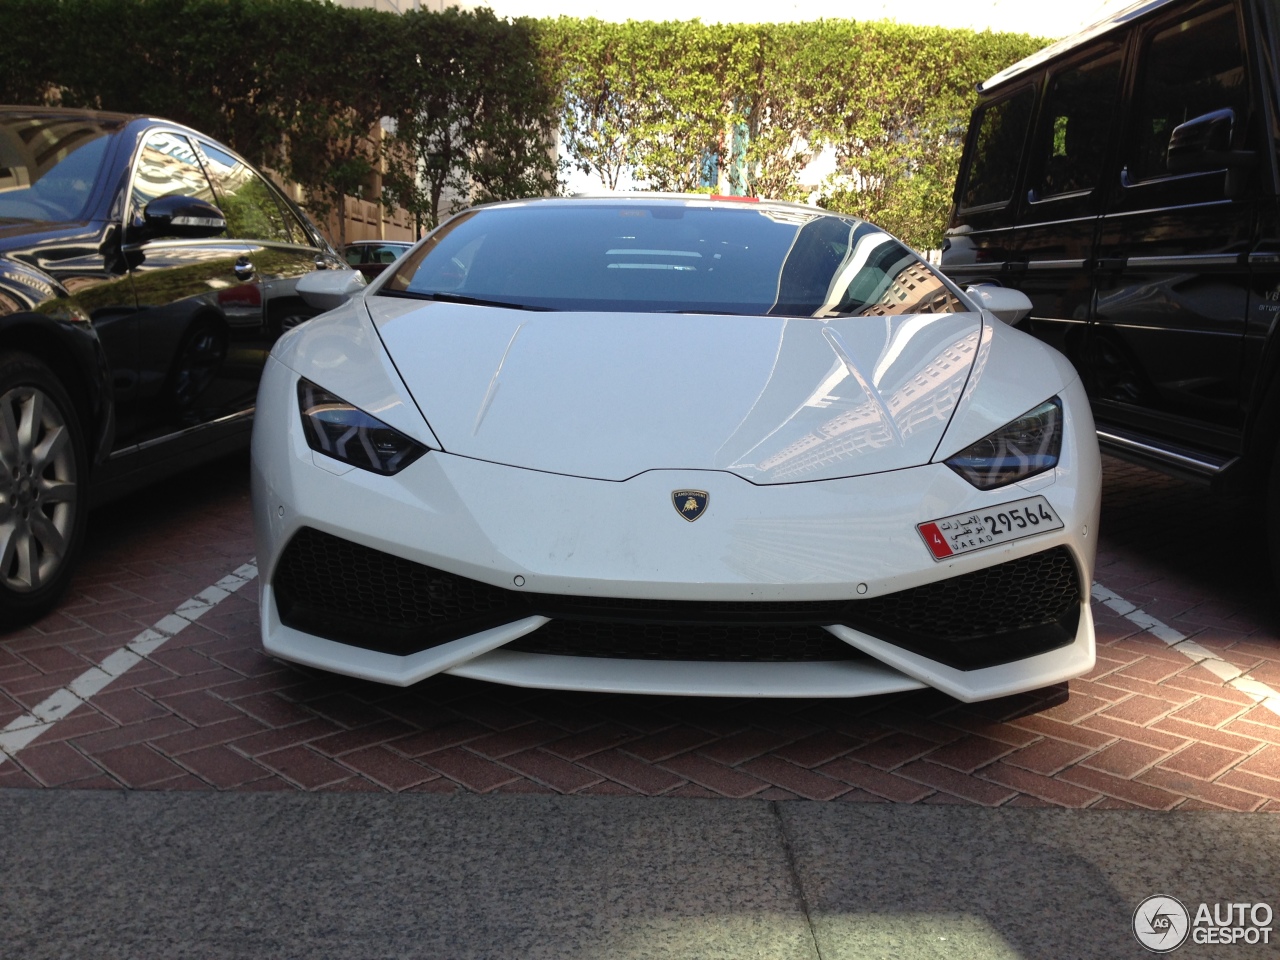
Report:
234,258,255,280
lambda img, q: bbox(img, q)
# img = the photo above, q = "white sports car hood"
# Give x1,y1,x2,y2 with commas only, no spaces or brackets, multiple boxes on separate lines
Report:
368,296,985,484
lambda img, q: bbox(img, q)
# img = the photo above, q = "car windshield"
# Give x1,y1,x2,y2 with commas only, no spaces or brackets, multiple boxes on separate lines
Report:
0,115,119,223
381,202,963,318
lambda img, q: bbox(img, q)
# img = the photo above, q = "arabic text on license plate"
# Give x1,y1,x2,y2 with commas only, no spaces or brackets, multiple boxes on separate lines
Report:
917,496,1064,560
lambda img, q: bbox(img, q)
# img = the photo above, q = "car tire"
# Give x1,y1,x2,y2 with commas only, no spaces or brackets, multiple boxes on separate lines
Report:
269,300,314,337
0,352,88,626
1269,442,1280,595
166,317,228,410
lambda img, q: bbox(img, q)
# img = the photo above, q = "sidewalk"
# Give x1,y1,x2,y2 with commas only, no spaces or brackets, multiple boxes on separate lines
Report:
1,790,1275,959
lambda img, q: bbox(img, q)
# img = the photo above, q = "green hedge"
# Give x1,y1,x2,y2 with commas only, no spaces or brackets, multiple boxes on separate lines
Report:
542,18,1043,247
0,0,1043,247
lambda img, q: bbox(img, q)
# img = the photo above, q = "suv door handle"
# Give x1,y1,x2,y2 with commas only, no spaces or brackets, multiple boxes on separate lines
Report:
233,257,255,280
314,256,329,270
1094,257,1127,271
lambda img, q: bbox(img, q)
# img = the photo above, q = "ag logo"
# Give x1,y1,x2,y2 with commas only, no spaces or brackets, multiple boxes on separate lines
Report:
672,490,709,522
1133,895,1190,953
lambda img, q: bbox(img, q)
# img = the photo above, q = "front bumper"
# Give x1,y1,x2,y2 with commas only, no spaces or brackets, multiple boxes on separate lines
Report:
251,357,1101,701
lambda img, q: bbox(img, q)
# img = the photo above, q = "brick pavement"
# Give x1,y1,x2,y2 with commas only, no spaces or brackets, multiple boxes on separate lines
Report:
2,452,1280,810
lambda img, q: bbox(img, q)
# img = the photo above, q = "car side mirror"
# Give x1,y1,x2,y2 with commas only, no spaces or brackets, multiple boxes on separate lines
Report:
966,284,1032,325
297,269,366,311
139,195,227,240
1167,108,1257,194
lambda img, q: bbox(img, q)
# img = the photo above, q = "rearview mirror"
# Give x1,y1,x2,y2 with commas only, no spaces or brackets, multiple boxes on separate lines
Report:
297,269,366,311
1167,108,1256,194
140,195,226,239
966,284,1032,325
1167,108,1235,171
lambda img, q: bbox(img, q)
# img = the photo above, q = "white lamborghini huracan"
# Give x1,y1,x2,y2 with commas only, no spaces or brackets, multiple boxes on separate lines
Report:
250,195,1100,701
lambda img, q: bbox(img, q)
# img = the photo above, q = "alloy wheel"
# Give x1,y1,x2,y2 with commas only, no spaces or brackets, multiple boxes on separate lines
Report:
0,385,79,593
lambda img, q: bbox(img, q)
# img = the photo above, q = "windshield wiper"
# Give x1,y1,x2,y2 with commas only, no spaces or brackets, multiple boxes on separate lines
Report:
382,289,551,311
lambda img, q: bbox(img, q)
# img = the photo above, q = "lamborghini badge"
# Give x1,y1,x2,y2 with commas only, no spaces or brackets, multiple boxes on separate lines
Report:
672,490,709,521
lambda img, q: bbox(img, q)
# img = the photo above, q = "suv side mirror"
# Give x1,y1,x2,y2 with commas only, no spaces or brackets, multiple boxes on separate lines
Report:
966,284,1032,325
1167,108,1257,194
297,268,366,311
139,195,227,240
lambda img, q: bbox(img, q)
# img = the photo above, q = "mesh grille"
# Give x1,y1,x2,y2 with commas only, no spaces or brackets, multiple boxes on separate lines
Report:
506,621,864,662
272,528,1081,668
274,526,516,624
849,548,1079,642
534,594,850,623
845,547,1080,669
272,527,523,654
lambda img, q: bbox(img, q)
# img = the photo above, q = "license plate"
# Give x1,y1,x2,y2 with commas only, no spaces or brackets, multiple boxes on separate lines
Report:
917,496,1063,560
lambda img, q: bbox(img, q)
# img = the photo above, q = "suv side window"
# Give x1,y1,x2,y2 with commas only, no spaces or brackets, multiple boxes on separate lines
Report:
1028,49,1123,200
1128,3,1248,182
957,86,1035,210
197,141,304,244
129,131,216,226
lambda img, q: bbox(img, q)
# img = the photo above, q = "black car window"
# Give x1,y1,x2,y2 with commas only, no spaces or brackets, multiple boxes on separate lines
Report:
129,131,216,226
382,204,962,318
197,141,302,244
1127,3,1247,182
957,87,1035,210
346,244,405,265
0,114,118,223
1029,49,1123,199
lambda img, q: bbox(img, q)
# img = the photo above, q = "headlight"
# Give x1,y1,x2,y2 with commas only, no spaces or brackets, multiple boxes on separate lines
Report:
297,378,428,475
945,397,1062,490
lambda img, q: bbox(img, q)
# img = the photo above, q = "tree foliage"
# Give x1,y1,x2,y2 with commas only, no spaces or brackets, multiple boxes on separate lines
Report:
0,1,1045,248
0,0,557,235
541,18,1043,248
382,8,558,231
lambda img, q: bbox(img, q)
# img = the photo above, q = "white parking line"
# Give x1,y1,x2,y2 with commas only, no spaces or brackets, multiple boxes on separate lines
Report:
1091,582,1280,717
0,562,258,766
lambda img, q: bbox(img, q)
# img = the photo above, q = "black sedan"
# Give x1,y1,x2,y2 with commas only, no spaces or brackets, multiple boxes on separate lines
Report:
0,105,346,623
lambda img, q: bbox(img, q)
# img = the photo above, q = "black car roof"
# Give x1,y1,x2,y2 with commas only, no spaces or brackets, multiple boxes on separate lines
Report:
0,105,241,146
0,104,142,123
980,0,1177,92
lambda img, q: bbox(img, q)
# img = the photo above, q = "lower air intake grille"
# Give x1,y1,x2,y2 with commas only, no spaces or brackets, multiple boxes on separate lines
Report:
272,527,1081,668
844,547,1081,669
272,527,523,655
505,621,864,662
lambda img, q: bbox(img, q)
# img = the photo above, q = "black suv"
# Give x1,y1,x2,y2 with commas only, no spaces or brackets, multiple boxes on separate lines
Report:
942,0,1280,566
0,106,344,622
